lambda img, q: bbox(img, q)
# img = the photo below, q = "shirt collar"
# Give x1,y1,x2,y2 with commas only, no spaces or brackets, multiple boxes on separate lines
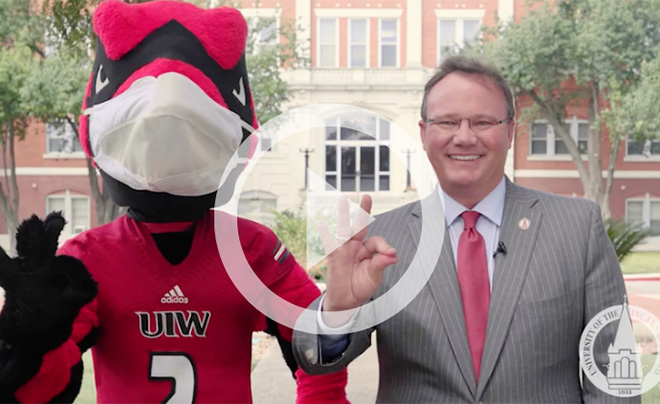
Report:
438,176,506,228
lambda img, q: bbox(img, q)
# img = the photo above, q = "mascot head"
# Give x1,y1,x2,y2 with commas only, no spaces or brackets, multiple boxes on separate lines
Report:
80,0,258,221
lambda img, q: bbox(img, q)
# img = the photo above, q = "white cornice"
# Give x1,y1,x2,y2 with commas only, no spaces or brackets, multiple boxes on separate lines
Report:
515,170,660,179
314,8,403,18
0,167,92,176
435,9,486,19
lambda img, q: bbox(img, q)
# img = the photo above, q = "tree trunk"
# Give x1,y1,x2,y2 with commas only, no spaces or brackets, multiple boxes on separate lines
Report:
586,81,607,217
0,128,20,256
526,86,611,218
85,157,120,225
67,116,121,226
603,134,621,221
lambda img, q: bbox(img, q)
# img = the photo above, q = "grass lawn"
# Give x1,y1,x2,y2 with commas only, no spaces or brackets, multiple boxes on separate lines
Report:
73,351,95,404
621,252,660,275
643,354,660,404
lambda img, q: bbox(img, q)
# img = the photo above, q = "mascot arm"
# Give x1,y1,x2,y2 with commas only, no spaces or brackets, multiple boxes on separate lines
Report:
252,229,349,404
0,213,99,403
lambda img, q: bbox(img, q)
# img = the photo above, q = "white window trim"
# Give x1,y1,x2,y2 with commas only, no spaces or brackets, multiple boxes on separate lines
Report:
348,18,370,68
315,8,403,18
46,190,91,236
43,151,87,160
239,8,282,19
246,16,281,51
625,194,660,232
46,122,83,155
317,18,339,68
528,117,588,159
434,9,487,19
324,117,391,193
624,135,660,161
378,18,400,68
437,17,482,63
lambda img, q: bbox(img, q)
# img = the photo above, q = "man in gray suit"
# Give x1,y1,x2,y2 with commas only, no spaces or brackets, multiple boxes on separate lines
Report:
293,56,635,403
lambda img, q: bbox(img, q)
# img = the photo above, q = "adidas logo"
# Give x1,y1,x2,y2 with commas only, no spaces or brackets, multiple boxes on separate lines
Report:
161,285,189,304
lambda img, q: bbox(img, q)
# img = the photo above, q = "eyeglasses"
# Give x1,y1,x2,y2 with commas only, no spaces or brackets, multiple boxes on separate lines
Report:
423,116,512,134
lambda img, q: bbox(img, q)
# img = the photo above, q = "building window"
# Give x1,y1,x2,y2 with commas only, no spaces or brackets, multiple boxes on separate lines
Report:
349,19,368,67
325,116,390,192
529,120,588,156
318,18,338,67
438,18,480,61
46,122,83,154
626,137,660,157
626,197,660,236
247,17,278,53
46,192,90,235
379,19,398,67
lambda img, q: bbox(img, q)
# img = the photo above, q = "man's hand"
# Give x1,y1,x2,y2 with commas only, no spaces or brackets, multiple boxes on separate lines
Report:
0,212,97,358
318,195,397,320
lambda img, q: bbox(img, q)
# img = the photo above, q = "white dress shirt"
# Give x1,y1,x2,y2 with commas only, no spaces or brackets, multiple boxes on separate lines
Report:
442,176,506,289
318,176,507,337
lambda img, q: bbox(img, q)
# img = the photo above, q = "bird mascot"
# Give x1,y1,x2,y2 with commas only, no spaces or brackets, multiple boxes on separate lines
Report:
0,1,349,402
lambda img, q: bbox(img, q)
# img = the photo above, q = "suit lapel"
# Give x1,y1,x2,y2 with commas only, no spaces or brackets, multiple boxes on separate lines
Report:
476,180,542,399
410,193,478,397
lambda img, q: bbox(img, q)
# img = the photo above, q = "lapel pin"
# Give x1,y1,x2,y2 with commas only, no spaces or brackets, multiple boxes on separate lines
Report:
518,217,531,230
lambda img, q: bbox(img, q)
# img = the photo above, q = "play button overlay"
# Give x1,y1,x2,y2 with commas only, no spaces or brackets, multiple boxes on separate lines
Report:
213,104,445,334
305,169,375,270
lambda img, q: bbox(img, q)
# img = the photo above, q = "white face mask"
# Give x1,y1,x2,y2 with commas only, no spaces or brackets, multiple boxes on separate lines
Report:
87,72,248,196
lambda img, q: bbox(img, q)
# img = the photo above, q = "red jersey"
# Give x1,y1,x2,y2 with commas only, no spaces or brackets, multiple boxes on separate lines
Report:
54,212,329,403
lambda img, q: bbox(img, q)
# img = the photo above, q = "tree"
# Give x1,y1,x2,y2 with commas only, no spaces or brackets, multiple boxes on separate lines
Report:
20,47,124,225
609,52,660,147
0,0,46,253
481,0,660,218
0,45,35,254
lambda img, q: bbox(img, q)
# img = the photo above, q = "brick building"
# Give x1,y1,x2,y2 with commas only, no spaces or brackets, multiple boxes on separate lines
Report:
1,0,658,249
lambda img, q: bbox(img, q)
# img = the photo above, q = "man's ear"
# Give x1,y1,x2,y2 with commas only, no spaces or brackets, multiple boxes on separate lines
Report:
419,120,428,151
506,118,515,149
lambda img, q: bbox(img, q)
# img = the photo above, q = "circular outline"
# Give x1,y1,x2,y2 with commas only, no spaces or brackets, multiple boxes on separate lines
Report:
579,304,660,397
213,104,445,334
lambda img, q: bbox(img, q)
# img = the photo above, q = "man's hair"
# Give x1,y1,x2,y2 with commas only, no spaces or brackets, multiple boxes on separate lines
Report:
420,55,515,121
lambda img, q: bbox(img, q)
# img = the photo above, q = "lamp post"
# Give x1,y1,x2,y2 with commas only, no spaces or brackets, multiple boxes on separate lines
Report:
402,147,415,191
299,147,314,189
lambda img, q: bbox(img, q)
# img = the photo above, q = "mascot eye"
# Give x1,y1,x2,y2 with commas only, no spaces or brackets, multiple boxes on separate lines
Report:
232,76,246,106
96,65,110,93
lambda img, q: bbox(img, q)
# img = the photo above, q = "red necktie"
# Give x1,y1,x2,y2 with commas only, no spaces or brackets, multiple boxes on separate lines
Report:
457,210,490,382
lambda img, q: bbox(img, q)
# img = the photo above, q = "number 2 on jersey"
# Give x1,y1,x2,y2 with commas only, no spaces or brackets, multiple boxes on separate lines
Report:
149,352,197,403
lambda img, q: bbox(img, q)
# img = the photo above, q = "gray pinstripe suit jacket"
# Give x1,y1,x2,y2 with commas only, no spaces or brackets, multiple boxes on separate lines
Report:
293,180,636,403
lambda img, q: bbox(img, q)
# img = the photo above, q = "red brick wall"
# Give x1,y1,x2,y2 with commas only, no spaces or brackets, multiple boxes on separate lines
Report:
310,0,407,68
12,123,87,168
515,177,660,220
0,175,98,233
422,1,504,69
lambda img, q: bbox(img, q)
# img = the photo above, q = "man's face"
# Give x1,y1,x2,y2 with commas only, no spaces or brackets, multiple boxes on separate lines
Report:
419,72,514,202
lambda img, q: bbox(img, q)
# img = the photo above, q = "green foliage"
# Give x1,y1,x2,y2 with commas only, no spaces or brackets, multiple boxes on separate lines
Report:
0,45,34,140
245,16,302,124
605,218,650,262
610,54,660,143
271,208,308,270
484,0,660,121
21,48,90,132
0,0,46,56
270,205,328,281
478,0,660,216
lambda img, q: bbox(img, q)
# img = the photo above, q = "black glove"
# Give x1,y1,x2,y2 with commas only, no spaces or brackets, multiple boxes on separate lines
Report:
0,212,97,398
